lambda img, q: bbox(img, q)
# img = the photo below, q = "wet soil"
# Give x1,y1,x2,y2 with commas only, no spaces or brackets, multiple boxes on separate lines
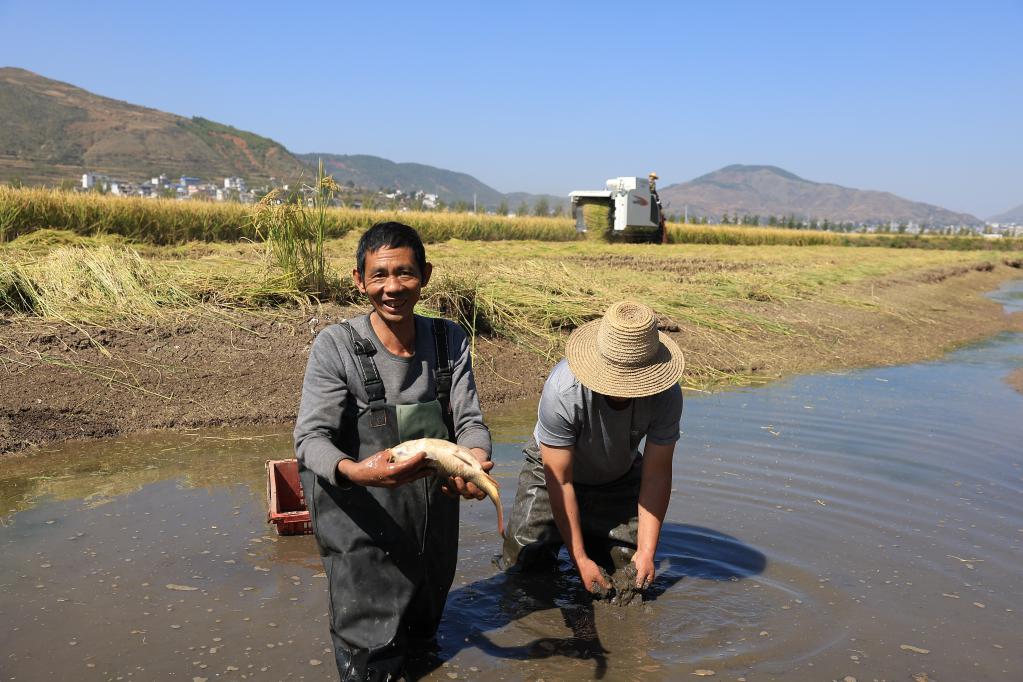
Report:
1007,367,1023,395
591,563,644,606
2,265,1021,455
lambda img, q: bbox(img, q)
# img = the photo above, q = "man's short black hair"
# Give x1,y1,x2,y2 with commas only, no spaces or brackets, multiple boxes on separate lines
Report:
356,222,427,278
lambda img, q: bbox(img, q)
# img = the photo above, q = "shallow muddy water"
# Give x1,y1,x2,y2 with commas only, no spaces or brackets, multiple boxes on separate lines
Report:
2,281,1022,681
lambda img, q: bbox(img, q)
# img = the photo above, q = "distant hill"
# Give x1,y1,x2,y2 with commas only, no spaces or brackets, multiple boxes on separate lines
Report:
300,153,505,206
658,164,982,226
989,203,1023,224
0,66,563,209
298,153,565,210
0,67,307,185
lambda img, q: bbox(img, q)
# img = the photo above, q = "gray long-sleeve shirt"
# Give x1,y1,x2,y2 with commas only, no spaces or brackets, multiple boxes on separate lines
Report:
294,313,492,486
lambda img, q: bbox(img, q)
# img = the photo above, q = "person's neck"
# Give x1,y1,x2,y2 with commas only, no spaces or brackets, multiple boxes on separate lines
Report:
604,395,632,411
369,311,416,357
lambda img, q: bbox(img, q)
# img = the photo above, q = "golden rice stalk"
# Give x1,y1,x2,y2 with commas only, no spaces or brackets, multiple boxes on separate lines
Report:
21,246,193,322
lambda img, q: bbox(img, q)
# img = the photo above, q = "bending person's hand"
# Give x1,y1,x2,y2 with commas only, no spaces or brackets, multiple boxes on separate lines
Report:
631,551,655,590
576,556,610,594
338,450,430,488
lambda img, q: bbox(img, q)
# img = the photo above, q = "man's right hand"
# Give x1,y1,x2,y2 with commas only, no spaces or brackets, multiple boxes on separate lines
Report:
575,555,610,594
337,450,430,488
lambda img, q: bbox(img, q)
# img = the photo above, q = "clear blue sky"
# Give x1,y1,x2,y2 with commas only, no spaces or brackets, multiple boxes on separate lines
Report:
1,0,1020,217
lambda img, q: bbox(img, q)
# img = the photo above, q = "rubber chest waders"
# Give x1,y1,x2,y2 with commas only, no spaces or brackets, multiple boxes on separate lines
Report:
299,318,458,682
500,438,642,574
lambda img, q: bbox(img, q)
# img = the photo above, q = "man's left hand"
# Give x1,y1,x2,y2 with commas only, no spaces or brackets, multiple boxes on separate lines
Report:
631,551,656,589
441,449,494,500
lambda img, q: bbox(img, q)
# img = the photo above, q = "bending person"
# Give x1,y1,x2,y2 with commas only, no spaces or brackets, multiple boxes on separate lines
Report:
499,300,684,595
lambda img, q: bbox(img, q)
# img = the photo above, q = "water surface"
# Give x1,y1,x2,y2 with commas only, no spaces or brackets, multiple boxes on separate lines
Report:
2,280,1021,680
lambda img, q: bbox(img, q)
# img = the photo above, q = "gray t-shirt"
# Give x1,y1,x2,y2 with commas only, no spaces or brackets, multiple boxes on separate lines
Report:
294,313,491,486
533,359,683,485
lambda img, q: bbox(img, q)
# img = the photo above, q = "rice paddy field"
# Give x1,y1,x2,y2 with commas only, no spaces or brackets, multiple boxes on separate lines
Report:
2,186,1022,452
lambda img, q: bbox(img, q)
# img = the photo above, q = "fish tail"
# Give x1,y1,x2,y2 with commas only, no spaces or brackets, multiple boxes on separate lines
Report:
473,471,504,536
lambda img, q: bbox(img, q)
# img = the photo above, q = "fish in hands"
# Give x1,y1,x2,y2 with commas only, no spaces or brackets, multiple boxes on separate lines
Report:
389,438,504,536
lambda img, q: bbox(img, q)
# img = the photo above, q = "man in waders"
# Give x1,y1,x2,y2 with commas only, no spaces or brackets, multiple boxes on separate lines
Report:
498,300,684,597
294,222,493,681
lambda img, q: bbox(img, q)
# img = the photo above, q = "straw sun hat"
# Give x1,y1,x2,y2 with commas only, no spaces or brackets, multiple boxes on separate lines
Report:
566,300,685,398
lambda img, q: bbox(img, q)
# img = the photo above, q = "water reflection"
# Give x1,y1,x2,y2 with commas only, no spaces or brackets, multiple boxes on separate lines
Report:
0,430,281,518
424,524,766,680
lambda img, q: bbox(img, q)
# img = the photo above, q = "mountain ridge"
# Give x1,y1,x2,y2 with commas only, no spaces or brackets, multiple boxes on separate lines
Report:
0,66,308,185
989,203,1023,224
298,152,566,209
658,165,982,226
299,153,505,206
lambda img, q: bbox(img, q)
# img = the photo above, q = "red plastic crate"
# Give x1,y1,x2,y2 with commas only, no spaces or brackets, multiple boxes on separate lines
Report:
265,459,312,535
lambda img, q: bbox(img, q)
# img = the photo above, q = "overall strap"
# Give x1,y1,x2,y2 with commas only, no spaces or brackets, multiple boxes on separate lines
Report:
431,318,452,403
339,321,386,406
432,318,456,438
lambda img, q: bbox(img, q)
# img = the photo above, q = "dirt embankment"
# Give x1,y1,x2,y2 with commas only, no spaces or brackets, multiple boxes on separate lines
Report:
1006,368,1023,396
2,265,1021,456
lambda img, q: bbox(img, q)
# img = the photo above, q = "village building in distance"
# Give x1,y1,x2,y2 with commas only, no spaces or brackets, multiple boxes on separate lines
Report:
82,172,257,203
77,171,441,213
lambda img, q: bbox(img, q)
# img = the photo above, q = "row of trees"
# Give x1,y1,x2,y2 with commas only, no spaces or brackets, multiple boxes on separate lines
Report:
667,211,979,235
404,195,566,217
290,182,565,217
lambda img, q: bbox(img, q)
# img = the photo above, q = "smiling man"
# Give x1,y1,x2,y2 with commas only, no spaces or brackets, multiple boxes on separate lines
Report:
294,222,493,681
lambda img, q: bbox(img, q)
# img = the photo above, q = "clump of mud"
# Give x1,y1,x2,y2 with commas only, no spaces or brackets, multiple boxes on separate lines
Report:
590,563,645,606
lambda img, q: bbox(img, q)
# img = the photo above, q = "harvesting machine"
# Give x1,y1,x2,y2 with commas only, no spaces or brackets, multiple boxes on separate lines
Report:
569,173,667,243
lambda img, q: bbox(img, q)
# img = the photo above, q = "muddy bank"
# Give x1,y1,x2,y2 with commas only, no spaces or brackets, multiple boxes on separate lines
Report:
2,265,1021,455
1007,368,1023,396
